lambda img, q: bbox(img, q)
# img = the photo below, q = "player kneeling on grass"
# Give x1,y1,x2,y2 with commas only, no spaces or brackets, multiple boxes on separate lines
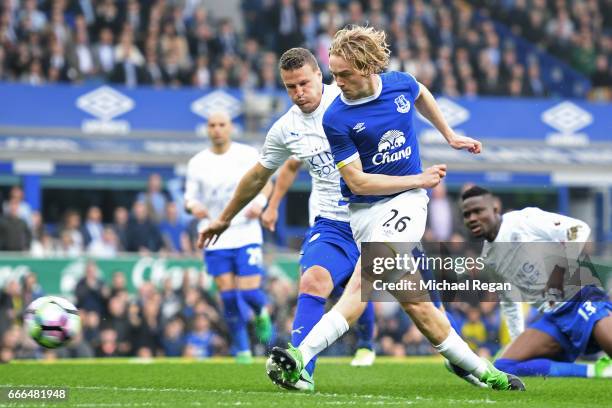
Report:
460,186,612,380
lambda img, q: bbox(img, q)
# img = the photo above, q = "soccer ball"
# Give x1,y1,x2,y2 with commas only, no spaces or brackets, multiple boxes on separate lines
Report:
24,296,81,349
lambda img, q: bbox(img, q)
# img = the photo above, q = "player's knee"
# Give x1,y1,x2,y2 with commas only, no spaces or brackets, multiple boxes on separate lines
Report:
494,358,518,375
299,266,333,297
215,275,235,292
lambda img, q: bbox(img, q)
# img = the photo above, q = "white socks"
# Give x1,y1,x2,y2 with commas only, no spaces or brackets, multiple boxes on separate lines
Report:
434,329,488,378
298,310,349,366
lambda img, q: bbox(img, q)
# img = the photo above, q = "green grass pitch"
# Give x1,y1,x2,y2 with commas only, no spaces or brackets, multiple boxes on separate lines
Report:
0,357,607,407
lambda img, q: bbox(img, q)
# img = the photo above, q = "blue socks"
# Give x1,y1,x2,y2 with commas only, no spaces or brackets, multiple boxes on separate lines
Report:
495,358,588,377
292,293,326,376
356,302,375,350
220,290,250,354
240,288,267,316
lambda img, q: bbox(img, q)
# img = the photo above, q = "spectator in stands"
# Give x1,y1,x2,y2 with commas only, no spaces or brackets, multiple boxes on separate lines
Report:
56,229,83,257
95,328,120,358
137,173,168,223
159,202,189,254
126,201,163,253
92,27,115,76
132,294,162,357
0,200,31,251
2,186,32,226
161,317,185,357
103,295,132,355
110,270,128,298
112,206,129,251
59,209,84,253
592,54,612,88
426,183,454,242
273,0,302,54
21,272,43,308
87,226,119,258
82,206,104,248
184,313,217,358
0,279,21,336
75,260,109,316
461,307,488,356
68,27,97,81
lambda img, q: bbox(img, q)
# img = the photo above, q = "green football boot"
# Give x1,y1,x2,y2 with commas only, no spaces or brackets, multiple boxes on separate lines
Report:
270,343,304,383
480,360,526,391
254,309,273,344
594,356,612,378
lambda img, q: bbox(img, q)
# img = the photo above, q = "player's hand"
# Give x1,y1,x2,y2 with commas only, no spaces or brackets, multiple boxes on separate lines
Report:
189,203,209,219
197,219,230,248
448,134,482,154
261,206,278,232
245,203,264,219
420,164,447,188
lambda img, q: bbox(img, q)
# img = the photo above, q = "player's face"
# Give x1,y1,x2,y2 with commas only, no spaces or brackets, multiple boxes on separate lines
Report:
207,113,233,146
329,54,371,100
461,196,498,240
280,64,323,114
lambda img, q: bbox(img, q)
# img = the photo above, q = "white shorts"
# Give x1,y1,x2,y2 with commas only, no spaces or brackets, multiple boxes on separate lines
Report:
349,189,429,248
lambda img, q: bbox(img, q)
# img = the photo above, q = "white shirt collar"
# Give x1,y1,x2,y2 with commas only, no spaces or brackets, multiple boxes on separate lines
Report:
340,75,382,106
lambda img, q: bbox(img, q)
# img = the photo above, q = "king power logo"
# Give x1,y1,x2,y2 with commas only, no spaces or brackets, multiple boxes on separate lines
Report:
541,101,592,146
76,86,134,135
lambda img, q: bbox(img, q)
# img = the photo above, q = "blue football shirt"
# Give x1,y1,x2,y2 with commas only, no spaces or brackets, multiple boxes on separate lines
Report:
323,71,422,204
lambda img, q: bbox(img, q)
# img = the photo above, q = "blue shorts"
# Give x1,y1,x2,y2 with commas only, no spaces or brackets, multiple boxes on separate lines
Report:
530,285,612,362
204,244,264,277
300,217,360,295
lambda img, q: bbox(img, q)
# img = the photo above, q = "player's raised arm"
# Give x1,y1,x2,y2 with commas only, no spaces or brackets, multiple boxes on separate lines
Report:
338,159,447,196
415,83,482,154
197,162,275,248
261,157,302,232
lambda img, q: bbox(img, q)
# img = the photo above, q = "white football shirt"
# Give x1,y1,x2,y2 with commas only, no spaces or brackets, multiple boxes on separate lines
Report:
481,207,591,338
259,84,349,223
184,142,263,250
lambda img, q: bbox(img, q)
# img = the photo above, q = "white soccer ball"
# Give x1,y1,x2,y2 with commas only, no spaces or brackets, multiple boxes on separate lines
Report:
24,296,81,349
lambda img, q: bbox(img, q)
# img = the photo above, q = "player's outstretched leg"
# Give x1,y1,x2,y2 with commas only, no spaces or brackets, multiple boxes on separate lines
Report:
351,301,376,367
270,259,368,384
267,264,334,391
401,301,525,391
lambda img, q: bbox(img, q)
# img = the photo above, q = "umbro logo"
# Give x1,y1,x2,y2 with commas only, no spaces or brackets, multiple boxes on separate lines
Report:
353,122,366,133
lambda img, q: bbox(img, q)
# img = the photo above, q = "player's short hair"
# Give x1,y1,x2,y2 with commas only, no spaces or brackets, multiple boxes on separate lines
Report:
279,48,319,72
461,186,492,201
329,25,390,76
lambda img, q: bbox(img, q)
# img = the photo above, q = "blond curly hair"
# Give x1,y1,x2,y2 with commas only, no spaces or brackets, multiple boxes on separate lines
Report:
329,25,390,76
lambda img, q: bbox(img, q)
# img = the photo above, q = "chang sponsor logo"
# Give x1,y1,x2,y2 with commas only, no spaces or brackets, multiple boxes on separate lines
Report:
372,130,411,165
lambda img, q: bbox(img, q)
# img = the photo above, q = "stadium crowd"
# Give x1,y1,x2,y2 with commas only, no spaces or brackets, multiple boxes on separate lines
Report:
0,0,609,98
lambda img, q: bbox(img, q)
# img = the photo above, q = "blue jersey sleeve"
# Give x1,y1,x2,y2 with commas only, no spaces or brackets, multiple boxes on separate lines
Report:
323,110,358,169
396,71,420,101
